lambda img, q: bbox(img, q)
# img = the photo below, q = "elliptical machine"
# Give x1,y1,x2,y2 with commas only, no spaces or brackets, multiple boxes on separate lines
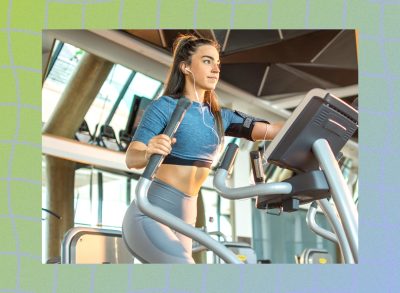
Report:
130,89,358,264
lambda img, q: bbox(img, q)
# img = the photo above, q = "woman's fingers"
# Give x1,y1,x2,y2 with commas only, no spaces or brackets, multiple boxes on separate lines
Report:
158,134,174,144
150,144,171,155
155,134,177,148
147,134,175,157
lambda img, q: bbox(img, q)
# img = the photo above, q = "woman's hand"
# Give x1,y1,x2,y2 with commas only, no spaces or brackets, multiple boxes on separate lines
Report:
125,135,176,169
145,134,177,159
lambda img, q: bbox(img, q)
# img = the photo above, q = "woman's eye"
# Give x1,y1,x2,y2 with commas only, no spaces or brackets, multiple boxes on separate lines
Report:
204,59,211,64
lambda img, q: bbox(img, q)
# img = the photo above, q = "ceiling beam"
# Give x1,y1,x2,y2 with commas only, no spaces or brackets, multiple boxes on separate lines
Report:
311,30,344,63
158,29,167,48
257,65,270,97
276,63,336,88
89,30,173,66
222,29,230,53
266,84,358,109
278,29,283,40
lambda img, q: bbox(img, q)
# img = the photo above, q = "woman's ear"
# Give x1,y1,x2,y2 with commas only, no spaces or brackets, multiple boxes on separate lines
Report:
180,62,188,75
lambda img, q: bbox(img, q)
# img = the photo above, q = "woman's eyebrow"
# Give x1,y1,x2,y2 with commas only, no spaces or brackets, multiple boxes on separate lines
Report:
201,55,221,63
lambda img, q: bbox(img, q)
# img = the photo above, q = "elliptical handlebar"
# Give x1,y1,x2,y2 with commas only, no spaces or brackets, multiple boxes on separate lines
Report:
306,201,338,244
315,198,355,263
219,143,239,172
214,143,292,199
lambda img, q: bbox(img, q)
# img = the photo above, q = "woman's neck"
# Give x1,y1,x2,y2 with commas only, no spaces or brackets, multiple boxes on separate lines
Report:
183,87,205,103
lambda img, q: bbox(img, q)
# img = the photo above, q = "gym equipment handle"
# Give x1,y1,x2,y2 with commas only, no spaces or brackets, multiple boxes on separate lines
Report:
219,143,239,172
142,97,192,180
250,151,265,183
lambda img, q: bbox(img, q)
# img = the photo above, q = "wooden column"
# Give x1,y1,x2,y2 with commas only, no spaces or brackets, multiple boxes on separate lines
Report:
42,53,113,262
43,156,75,261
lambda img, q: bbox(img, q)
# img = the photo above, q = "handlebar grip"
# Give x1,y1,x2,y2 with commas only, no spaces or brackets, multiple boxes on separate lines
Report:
250,151,265,183
142,97,192,180
219,143,239,172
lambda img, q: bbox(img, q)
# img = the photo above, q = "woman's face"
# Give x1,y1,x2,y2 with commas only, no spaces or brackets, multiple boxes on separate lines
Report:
186,44,220,91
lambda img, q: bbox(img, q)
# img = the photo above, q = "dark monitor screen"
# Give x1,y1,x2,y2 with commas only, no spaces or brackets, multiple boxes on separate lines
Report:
124,95,152,137
132,97,152,134
265,89,358,173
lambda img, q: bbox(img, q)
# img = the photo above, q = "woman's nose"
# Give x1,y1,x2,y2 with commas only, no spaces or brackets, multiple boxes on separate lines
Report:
212,64,220,73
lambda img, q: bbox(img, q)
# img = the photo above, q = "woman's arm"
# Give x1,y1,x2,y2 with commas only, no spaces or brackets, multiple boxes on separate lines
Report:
125,141,148,169
251,121,284,141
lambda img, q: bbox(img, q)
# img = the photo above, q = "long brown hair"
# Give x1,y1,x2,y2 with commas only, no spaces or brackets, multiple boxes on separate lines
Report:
163,34,224,143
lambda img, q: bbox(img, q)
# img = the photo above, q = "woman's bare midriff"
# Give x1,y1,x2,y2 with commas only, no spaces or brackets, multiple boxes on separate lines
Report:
155,164,210,196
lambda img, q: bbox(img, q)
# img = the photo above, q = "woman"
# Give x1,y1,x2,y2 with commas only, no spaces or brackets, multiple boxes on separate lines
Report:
122,34,283,263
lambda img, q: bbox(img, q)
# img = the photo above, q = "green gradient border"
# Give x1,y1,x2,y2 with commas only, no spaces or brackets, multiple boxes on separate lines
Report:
1,0,400,292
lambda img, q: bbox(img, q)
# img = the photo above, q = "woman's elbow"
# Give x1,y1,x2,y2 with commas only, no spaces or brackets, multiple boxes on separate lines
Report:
125,142,147,169
125,150,138,169
125,154,133,169
125,151,145,169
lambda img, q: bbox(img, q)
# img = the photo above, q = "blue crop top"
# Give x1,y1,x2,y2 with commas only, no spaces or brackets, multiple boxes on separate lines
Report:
132,96,250,168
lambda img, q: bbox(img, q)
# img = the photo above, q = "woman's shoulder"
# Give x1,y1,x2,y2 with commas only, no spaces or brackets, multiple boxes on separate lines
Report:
154,95,179,104
220,107,235,118
147,95,178,111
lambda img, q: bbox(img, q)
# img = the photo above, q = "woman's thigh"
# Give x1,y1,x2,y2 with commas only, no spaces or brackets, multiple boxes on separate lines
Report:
122,201,195,264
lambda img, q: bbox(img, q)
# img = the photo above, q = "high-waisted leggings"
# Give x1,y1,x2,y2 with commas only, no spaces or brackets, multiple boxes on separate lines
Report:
122,178,198,264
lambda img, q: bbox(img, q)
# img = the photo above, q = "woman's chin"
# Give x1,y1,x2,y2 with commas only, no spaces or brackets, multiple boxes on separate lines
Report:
205,85,217,91
200,87,216,92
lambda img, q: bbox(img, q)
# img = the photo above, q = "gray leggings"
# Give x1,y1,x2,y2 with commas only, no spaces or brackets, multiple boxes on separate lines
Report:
122,178,198,264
